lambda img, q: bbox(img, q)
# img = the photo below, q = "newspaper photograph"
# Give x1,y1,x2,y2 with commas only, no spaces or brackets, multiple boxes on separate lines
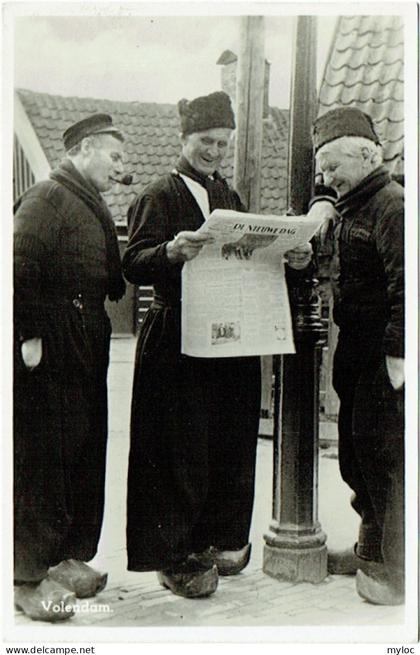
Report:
181,209,324,357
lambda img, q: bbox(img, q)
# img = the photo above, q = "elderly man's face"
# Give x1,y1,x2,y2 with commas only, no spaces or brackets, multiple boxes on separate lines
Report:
181,128,232,176
82,134,125,192
317,144,368,198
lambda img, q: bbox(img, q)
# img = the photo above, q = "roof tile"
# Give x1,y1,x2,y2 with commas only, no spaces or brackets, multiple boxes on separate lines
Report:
17,88,290,221
318,15,404,164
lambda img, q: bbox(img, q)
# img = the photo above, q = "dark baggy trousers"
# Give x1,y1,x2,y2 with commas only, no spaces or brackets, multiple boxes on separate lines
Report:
126,306,261,572
14,303,111,582
333,329,405,593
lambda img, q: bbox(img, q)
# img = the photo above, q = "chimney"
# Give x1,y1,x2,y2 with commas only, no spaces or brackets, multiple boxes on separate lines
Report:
217,50,271,118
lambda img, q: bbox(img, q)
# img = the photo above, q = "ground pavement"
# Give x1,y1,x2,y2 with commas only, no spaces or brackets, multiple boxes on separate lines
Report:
14,337,407,632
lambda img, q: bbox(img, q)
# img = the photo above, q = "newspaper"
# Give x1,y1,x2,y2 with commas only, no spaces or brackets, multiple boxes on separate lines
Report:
181,209,324,358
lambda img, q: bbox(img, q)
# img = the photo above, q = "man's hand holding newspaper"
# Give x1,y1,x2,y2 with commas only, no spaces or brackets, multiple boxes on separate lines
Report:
167,228,312,269
166,231,214,262
284,242,313,270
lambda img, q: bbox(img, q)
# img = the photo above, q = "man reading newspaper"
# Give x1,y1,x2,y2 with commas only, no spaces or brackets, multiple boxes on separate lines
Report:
122,91,313,599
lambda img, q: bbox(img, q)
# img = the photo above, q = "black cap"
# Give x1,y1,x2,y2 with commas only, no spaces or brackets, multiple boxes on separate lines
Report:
312,107,380,153
178,91,235,136
63,113,124,151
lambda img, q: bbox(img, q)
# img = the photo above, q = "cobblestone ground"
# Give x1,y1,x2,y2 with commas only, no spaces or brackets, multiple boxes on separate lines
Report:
14,338,408,633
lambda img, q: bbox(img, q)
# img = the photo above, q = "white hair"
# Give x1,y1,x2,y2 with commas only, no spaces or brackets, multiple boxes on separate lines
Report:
317,136,383,167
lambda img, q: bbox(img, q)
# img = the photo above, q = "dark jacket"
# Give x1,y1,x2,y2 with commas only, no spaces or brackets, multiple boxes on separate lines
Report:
331,166,404,358
14,171,114,581
122,168,260,571
14,179,110,341
123,170,245,304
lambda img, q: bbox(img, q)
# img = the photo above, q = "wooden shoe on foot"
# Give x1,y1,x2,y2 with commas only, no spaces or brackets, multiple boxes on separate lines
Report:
328,545,384,578
157,560,218,598
48,559,107,598
14,578,76,622
356,570,404,606
214,543,251,576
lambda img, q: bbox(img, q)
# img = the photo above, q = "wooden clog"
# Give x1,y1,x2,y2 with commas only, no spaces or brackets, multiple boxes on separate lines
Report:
157,560,218,598
15,578,76,622
48,559,107,598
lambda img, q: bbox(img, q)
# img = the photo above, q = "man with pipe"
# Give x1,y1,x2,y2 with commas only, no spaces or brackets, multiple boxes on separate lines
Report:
14,114,128,621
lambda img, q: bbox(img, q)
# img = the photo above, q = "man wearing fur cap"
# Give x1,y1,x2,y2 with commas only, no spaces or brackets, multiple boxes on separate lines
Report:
123,91,312,597
310,106,405,605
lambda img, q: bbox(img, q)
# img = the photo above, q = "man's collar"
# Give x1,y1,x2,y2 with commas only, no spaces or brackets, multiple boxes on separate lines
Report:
174,156,216,187
335,166,391,218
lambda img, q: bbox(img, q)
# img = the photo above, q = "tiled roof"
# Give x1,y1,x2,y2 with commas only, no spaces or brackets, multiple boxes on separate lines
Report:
16,88,289,226
318,15,404,166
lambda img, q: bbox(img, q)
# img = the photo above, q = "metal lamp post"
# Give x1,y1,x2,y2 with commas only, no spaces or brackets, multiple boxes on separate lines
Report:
262,15,328,583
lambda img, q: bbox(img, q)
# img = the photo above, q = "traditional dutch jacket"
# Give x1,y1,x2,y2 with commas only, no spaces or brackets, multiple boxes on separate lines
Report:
13,159,124,581
122,157,262,571
331,165,404,358
327,165,405,590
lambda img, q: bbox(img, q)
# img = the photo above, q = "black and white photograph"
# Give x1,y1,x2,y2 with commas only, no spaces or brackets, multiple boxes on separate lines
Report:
2,1,418,651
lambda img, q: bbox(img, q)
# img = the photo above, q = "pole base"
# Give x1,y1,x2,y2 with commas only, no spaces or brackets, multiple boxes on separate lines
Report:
263,542,327,583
